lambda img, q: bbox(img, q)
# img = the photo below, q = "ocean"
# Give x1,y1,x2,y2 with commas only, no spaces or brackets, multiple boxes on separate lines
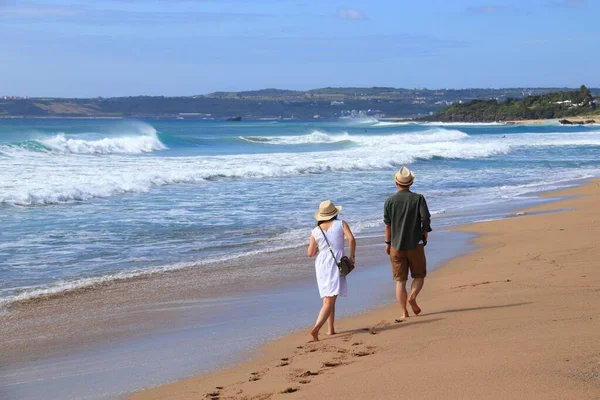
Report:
1,118,600,307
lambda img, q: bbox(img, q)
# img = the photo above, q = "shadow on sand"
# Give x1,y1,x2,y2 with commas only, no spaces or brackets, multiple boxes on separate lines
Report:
424,302,532,316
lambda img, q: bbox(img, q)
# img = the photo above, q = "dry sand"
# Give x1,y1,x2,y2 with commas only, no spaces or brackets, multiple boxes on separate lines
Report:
130,180,600,400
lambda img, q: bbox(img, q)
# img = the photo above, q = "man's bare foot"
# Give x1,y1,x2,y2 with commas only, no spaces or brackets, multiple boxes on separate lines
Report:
310,327,319,342
408,298,421,315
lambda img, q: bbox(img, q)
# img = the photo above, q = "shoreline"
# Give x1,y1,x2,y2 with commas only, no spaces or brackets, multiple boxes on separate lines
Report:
1,178,597,400
130,179,600,400
0,230,475,400
506,115,598,125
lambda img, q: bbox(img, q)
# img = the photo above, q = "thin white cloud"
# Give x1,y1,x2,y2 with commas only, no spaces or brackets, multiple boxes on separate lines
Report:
0,3,271,23
547,0,587,8
0,5,80,18
338,7,367,21
466,5,510,15
563,0,586,8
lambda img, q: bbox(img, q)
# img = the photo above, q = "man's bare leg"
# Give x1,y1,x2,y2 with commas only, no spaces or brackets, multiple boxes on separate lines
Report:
396,280,409,319
326,296,337,335
408,278,424,315
310,296,336,341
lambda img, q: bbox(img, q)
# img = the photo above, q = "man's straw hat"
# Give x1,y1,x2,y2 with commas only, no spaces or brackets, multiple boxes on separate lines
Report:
394,166,415,186
314,200,342,221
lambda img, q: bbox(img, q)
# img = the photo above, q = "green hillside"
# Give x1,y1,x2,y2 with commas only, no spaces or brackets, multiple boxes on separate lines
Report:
427,86,599,122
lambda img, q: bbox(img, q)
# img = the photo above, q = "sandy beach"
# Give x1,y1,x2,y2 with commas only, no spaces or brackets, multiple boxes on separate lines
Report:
507,115,598,125
130,179,600,400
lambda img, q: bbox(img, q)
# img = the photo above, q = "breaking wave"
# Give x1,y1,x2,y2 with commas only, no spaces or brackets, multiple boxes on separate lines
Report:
0,138,510,206
4,127,599,207
240,128,469,146
0,121,167,155
38,132,167,154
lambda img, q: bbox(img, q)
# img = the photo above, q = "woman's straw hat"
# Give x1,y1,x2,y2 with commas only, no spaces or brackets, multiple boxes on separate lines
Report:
314,200,342,221
394,166,415,186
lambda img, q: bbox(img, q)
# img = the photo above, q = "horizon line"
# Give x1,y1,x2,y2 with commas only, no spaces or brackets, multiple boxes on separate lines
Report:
2,85,597,100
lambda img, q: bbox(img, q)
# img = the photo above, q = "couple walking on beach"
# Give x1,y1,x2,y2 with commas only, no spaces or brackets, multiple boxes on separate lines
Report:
307,166,432,341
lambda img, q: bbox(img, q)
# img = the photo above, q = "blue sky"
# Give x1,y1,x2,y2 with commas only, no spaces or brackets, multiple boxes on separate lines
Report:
1,0,598,97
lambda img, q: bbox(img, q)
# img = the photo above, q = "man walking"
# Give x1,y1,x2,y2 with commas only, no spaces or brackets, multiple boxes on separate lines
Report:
384,166,432,319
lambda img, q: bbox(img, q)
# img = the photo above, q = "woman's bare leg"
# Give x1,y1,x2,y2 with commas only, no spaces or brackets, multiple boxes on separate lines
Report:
327,296,338,335
310,296,336,341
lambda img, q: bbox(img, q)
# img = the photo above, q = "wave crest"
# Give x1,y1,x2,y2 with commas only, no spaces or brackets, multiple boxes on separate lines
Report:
240,128,469,146
38,132,167,154
0,139,509,206
1,121,167,155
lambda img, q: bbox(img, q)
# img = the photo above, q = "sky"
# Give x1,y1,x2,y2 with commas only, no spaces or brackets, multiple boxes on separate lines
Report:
1,0,599,97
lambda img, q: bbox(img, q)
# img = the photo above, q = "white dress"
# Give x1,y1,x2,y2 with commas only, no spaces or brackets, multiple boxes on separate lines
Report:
311,219,347,298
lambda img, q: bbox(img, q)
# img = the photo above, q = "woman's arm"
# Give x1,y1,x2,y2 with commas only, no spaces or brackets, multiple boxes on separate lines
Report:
307,234,318,257
342,220,356,263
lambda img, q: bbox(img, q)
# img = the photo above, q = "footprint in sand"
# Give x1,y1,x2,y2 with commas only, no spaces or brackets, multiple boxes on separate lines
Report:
281,387,298,394
322,361,342,368
353,350,374,357
299,370,319,377
249,370,268,382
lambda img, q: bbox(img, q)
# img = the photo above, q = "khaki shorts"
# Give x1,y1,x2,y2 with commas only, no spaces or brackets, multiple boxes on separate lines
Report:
390,244,427,281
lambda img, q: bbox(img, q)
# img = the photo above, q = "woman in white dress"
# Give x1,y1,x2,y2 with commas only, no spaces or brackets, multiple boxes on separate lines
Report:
307,200,356,341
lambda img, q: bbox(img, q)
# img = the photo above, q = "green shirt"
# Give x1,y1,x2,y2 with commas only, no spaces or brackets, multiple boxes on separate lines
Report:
383,190,432,251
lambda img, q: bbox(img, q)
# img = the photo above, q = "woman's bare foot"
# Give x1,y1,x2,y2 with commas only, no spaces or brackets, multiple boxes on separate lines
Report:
400,308,409,319
408,298,421,315
326,331,336,336
310,327,319,342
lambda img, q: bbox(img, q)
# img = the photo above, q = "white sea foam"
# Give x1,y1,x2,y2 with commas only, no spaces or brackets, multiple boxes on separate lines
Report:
240,128,469,146
3,127,600,207
4,168,596,307
240,130,352,145
0,260,200,308
38,131,166,154
341,116,379,124
506,130,600,147
421,121,506,126
372,121,411,127
0,210,396,307
0,128,512,206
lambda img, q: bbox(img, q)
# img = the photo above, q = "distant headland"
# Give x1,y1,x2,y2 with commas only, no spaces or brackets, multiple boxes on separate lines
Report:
1,86,598,120
422,85,599,124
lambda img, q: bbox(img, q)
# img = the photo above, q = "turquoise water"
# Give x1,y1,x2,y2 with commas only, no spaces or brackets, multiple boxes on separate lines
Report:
1,118,600,305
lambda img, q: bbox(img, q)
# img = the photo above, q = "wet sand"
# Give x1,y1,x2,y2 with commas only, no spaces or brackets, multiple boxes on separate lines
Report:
130,179,600,400
0,225,473,399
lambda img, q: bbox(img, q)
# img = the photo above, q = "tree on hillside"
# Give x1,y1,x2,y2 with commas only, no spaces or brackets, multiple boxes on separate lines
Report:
580,85,592,99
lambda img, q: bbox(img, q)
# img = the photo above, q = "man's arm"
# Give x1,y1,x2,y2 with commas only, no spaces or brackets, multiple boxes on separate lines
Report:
385,224,392,255
384,200,392,254
420,195,432,240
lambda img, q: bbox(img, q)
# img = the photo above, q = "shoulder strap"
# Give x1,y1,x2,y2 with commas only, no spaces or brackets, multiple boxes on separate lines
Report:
318,225,339,264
